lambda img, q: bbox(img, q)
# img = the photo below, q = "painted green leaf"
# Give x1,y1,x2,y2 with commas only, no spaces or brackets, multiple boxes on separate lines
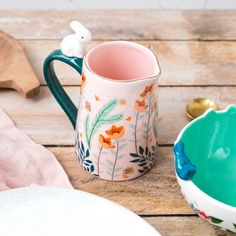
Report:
189,203,195,210
85,159,92,164
100,114,123,123
84,114,90,146
139,146,144,155
118,144,126,150
130,153,140,158
145,146,148,155
76,139,95,174
78,149,83,158
233,223,236,229
86,149,89,157
139,162,148,167
210,216,223,224
85,98,123,148
90,165,94,172
81,141,84,153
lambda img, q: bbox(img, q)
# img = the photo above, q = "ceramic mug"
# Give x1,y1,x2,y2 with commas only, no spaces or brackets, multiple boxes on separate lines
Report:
43,41,161,181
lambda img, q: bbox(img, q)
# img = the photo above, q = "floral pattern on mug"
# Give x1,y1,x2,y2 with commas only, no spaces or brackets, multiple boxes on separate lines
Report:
75,81,158,181
84,98,123,148
97,125,126,180
97,134,116,177
75,136,95,174
129,84,157,174
122,166,134,179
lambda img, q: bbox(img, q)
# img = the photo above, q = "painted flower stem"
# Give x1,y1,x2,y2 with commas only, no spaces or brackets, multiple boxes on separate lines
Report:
134,112,139,153
97,146,103,176
146,97,151,148
112,140,119,180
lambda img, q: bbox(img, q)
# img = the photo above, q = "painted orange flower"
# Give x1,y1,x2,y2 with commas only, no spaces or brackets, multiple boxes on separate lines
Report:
105,125,125,140
125,116,132,121
119,99,126,105
95,95,100,101
140,84,154,99
122,167,134,179
80,73,86,95
85,100,91,112
134,99,148,112
81,73,86,87
98,134,116,150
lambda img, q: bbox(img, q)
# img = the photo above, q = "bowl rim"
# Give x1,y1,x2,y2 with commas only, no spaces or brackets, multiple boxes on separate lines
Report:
175,104,236,211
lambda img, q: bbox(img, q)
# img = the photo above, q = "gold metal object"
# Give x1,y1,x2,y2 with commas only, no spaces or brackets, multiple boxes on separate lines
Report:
186,98,218,119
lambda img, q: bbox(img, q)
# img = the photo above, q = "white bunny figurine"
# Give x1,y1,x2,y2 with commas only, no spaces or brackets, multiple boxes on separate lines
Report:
61,21,92,58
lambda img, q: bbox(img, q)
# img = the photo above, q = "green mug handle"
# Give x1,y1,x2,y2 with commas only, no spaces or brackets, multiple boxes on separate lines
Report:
43,49,83,129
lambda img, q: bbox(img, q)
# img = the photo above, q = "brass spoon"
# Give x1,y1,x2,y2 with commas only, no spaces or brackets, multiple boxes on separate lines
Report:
186,98,218,119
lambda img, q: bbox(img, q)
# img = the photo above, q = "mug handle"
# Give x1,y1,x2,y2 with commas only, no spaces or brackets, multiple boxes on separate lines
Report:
43,49,83,129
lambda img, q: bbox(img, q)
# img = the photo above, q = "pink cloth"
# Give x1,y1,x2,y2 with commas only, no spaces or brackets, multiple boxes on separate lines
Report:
0,109,72,190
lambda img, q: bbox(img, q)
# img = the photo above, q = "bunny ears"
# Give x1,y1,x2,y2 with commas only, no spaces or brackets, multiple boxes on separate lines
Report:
70,21,83,32
61,21,92,58
70,21,92,38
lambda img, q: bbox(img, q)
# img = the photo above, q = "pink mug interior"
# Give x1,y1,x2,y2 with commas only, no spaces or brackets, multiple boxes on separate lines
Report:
85,41,159,81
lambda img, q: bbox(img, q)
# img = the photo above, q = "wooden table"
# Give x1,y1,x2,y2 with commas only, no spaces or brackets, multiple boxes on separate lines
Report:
0,10,236,235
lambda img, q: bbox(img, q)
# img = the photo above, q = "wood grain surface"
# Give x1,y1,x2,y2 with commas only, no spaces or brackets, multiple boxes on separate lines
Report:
49,146,190,215
20,40,236,86
0,11,236,40
50,145,235,235
0,10,235,235
144,217,235,236
0,86,235,145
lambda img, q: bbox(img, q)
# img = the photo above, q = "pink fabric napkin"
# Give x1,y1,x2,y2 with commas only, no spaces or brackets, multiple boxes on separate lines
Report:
0,109,72,190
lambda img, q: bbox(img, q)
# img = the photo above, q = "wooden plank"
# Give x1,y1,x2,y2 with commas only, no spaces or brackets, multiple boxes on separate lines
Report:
50,146,192,215
50,145,234,233
50,145,236,230
22,40,236,86
144,216,234,236
1,10,236,40
150,41,236,86
159,86,236,145
0,86,235,145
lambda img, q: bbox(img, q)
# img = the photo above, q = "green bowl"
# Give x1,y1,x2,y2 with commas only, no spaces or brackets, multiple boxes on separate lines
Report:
174,105,236,233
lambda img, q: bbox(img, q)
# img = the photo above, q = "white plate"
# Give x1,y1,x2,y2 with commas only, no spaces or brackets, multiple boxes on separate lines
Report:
0,187,161,236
